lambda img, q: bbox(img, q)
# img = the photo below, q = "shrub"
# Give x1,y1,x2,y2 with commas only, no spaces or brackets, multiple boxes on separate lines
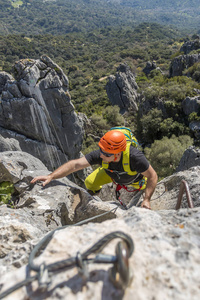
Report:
160,118,188,137
188,112,200,122
139,108,163,143
102,106,125,127
0,182,15,205
144,135,193,179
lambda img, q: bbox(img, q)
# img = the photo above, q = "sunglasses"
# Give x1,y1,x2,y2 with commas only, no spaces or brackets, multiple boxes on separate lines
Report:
99,148,114,157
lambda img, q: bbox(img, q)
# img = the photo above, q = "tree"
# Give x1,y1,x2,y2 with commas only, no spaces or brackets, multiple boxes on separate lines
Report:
139,108,163,144
144,135,193,179
102,106,125,127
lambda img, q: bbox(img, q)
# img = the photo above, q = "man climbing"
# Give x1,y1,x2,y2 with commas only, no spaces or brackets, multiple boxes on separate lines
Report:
31,129,158,209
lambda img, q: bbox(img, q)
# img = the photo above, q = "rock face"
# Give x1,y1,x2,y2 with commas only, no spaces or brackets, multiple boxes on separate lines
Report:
180,38,200,54
176,146,200,172
181,96,200,140
0,206,200,300
0,149,200,299
106,63,138,114
142,61,162,76
151,166,200,211
0,151,120,275
182,96,200,115
0,56,84,171
170,54,200,77
189,120,200,140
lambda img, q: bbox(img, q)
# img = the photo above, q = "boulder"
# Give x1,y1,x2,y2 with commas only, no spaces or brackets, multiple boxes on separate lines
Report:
182,96,200,115
0,151,200,286
170,54,200,77
0,71,14,94
0,56,84,171
0,206,199,300
176,146,200,172
151,166,200,210
0,151,121,276
189,121,200,140
142,61,162,77
180,39,200,54
106,63,138,114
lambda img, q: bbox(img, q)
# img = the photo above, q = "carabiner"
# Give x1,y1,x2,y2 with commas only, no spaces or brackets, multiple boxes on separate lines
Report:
109,241,133,289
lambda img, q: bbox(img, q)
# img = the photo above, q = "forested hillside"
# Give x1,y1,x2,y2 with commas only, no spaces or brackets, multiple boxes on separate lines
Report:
0,0,200,35
1,1,200,178
0,23,183,116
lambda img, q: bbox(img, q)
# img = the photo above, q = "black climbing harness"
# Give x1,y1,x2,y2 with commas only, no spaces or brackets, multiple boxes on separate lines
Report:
114,179,145,209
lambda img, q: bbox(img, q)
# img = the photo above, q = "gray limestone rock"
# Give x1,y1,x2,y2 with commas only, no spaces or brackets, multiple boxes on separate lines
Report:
0,72,14,94
180,39,200,54
182,96,200,115
176,146,200,172
189,121,200,140
0,207,200,300
151,166,200,210
170,54,200,77
0,151,200,299
106,63,138,114
142,61,162,76
0,55,84,171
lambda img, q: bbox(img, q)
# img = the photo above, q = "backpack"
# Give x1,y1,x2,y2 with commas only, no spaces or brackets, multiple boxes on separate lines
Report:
110,126,138,148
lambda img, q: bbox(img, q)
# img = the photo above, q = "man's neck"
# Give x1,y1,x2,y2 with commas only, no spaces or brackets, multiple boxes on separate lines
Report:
113,152,122,162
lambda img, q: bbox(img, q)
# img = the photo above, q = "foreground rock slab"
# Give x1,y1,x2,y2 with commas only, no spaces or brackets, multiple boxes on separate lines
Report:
0,207,199,300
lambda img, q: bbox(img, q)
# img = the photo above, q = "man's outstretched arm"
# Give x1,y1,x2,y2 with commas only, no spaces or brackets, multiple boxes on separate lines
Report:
30,156,90,187
141,165,158,209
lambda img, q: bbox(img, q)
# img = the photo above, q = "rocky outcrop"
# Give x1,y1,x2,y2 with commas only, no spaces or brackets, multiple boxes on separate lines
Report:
0,205,200,299
182,96,200,115
143,61,162,76
189,121,200,140
180,38,200,54
170,54,200,77
0,151,120,275
181,96,200,140
0,150,200,299
106,63,138,114
0,56,84,171
152,166,200,210
176,146,200,172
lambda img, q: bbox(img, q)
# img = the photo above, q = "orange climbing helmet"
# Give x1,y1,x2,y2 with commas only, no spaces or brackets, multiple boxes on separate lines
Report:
98,130,127,153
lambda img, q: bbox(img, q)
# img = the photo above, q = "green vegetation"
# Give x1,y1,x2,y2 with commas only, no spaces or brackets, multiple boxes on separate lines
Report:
0,23,184,116
144,135,193,179
0,11,200,178
184,62,200,82
136,74,200,144
0,182,15,206
83,106,125,154
0,0,199,35
10,0,23,8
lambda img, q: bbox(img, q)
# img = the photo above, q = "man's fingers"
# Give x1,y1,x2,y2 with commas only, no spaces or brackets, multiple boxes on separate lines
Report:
42,179,50,187
142,204,151,210
30,176,48,184
141,200,151,210
30,178,38,184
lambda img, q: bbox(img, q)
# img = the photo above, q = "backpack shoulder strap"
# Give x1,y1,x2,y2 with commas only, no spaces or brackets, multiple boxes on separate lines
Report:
122,142,137,176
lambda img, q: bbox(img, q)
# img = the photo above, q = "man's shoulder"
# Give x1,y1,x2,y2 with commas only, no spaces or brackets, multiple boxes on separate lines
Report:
85,149,102,165
129,145,143,155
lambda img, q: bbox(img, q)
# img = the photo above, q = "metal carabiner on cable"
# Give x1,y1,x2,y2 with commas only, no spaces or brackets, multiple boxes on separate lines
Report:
109,240,133,289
